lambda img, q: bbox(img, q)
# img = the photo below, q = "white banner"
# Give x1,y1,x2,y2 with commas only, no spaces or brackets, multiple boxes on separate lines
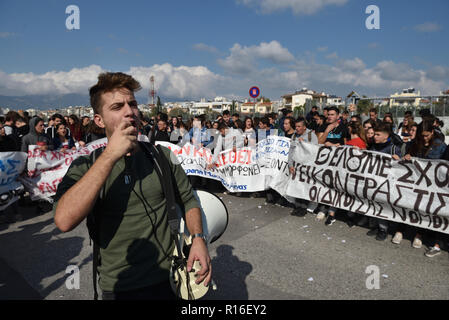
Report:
285,142,449,234
5,135,449,234
20,138,108,202
0,152,27,211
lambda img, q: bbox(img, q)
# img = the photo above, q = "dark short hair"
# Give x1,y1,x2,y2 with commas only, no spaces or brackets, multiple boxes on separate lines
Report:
295,118,306,126
374,122,392,135
328,106,340,114
222,110,230,116
52,113,64,121
260,117,270,126
89,72,141,115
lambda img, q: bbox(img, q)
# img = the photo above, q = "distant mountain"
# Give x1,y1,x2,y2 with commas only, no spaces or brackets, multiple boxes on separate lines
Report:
0,93,214,111
0,94,90,110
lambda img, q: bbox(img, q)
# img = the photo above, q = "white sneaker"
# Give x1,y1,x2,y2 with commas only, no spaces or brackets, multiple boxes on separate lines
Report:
391,232,403,245
316,212,326,221
425,246,441,257
412,237,422,249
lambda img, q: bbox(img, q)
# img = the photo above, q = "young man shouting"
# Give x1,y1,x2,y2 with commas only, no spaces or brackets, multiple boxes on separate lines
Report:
54,72,211,300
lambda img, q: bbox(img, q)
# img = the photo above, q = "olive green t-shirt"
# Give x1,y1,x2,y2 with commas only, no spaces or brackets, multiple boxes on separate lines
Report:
53,146,199,292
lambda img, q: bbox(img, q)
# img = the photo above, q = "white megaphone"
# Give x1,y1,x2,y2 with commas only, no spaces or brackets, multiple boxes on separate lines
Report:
170,189,229,300
179,190,229,245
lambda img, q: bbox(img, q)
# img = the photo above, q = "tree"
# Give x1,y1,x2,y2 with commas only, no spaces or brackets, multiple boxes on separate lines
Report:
357,99,374,115
168,107,184,118
257,96,271,102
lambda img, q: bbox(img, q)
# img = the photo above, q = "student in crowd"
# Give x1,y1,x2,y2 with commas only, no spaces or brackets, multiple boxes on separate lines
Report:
3,111,19,136
288,118,319,216
189,115,213,148
81,116,91,139
153,119,170,142
52,123,76,151
317,107,349,225
232,113,240,124
222,110,233,127
84,120,106,143
393,121,447,252
68,115,84,146
281,116,296,138
243,117,257,147
346,121,367,150
397,111,413,133
314,114,328,140
306,106,318,124
344,121,367,227
45,114,67,139
0,122,19,151
364,122,401,241
369,108,383,127
21,117,54,152
397,115,415,142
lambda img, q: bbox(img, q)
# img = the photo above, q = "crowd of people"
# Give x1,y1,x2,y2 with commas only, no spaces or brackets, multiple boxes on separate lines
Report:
0,110,106,153
143,106,449,259
1,106,449,258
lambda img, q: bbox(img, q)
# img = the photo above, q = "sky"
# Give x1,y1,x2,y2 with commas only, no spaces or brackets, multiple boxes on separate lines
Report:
0,0,448,104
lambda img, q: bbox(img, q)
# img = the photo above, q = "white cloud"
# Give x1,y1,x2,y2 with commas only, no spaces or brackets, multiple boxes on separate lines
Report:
426,66,449,81
237,0,348,15
0,65,104,96
0,64,227,100
0,44,447,102
414,22,442,33
218,41,294,74
128,64,226,100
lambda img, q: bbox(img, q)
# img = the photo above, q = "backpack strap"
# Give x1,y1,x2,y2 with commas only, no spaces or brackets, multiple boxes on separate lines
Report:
87,147,105,301
138,142,185,256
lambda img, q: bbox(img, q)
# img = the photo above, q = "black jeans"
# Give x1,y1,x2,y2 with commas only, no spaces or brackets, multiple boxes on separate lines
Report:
102,280,176,300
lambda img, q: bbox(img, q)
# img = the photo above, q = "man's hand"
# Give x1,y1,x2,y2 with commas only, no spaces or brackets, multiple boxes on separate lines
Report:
326,122,339,132
78,141,86,147
392,154,400,160
403,154,412,161
187,238,212,287
103,120,138,162
207,163,215,170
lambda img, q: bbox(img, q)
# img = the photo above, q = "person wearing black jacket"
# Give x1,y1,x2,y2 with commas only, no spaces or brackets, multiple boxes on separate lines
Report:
152,119,170,142
0,123,19,151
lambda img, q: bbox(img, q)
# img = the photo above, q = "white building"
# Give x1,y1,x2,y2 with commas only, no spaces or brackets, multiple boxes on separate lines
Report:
390,88,421,107
327,95,344,107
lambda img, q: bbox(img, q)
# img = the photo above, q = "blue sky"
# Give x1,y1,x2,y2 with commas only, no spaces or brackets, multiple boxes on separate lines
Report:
0,0,448,102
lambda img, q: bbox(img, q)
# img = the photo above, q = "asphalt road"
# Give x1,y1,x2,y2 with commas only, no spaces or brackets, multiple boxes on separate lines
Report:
1,193,448,300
